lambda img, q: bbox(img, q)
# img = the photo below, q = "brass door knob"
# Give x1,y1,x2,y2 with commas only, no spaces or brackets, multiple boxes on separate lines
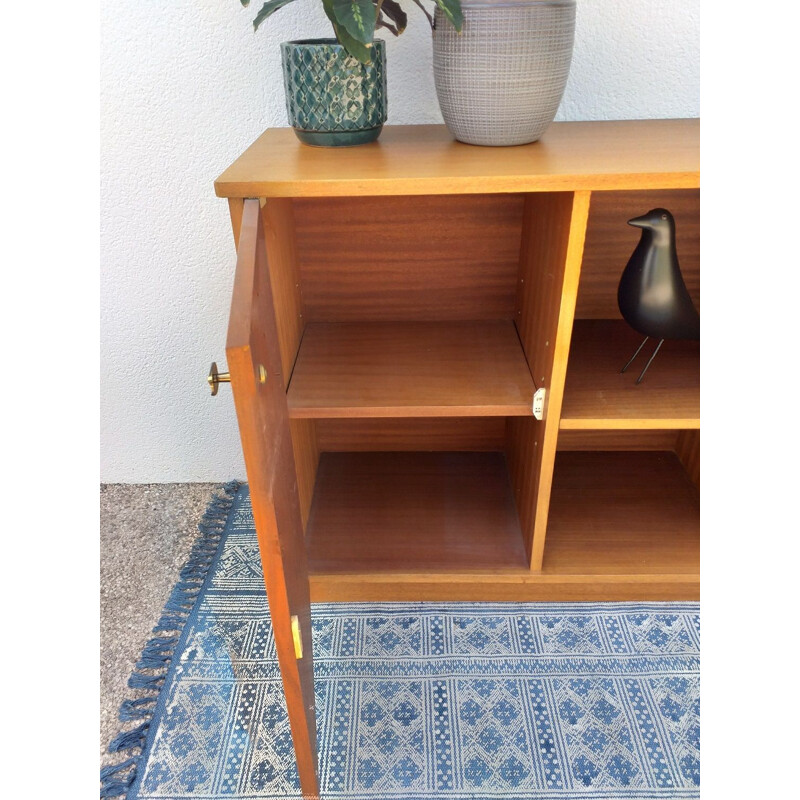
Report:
208,362,230,396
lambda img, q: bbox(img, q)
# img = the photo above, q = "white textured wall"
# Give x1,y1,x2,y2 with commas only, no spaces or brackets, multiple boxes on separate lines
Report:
100,0,699,482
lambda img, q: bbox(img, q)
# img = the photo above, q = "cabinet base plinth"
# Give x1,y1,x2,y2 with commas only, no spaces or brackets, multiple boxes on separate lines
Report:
309,573,699,602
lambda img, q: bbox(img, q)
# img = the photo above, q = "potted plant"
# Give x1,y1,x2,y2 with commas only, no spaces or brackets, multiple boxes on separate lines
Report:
241,0,463,146
433,0,576,146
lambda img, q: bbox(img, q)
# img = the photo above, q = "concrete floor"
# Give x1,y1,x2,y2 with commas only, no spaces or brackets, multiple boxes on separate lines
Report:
99,482,219,762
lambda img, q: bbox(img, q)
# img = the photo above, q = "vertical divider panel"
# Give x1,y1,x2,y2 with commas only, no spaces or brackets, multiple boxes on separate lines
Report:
260,198,319,531
226,199,319,797
507,191,592,570
675,429,700,492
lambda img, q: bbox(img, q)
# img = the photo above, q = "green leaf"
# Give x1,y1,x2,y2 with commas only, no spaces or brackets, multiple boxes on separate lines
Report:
329,0,377,46
241,0,250,8
323,0,374,63
253,0,299,31
379,0,408,34
334,20,374,62
433,0,463,31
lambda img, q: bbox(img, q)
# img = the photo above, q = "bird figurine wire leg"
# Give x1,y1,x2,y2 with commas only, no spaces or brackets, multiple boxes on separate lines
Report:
620,336,650,374
621,337,665,384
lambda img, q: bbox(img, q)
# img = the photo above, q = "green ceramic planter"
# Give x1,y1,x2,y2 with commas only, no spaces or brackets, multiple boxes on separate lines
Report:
281,39,387,147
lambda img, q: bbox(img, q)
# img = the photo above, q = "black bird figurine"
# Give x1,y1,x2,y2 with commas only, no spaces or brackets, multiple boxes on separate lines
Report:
617,208,699,383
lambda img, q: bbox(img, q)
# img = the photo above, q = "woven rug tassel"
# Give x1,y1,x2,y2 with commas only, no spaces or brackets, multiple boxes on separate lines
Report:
152,614,185,632
108,722,150,753
118,697,157,722
99,759,137,798
140,637,177,657
127,672,164,690
134,654,170,670
100,480,241,798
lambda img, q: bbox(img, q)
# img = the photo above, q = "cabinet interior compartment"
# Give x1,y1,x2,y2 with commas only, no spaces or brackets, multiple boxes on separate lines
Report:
561,188,700,430
543,439,699,577
304,444,528,574
279,192,540,569
304,418,527,576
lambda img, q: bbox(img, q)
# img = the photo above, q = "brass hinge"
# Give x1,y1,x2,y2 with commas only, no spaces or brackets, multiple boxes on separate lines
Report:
290,615,303,659
532,387,546,421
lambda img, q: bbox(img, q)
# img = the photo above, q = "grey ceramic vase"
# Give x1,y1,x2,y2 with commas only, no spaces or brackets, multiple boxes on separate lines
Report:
281,39,387,147
432,0,576,146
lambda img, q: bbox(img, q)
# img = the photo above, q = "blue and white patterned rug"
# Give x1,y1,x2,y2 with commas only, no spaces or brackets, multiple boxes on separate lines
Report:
102,483,700,799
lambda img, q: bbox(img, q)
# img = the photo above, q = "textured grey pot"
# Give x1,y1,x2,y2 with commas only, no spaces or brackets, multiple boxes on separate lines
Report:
433,0,576,146
281,39,387,147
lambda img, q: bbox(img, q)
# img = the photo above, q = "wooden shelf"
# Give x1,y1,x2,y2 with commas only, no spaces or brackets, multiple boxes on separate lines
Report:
306,452,528,573
287,321,535,418
215,120,699,198
560,319,700,429
542,451,699,576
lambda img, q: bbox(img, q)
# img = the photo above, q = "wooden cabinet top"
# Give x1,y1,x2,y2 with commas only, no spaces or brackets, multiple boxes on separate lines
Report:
215,119,699,198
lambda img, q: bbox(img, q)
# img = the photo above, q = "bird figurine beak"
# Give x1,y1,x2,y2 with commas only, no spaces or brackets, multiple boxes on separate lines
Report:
627,214,650,228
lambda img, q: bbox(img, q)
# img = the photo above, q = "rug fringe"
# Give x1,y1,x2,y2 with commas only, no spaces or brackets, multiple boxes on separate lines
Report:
118,697,157,721
127,672,165,690
99,758,138,798
100,480,241,798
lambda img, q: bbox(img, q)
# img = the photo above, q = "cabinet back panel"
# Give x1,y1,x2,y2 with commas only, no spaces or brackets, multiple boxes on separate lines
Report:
293,194,525,321
576,189,699,319
557,429,679,451
315,418,506,452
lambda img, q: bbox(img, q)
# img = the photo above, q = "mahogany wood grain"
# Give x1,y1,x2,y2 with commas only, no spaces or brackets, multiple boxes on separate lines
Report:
214,120,700,198
557,429,680,451
287,321,535,418
543,451,699,576
560,319,700,429
293,194,524,322
315,418,506,451
306,452,528,573
506,191,591,569
225,200,319,797
576,188,699,319
675,429,700,492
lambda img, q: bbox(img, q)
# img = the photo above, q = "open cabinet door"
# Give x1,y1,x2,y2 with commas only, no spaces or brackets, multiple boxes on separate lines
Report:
226,198,319,797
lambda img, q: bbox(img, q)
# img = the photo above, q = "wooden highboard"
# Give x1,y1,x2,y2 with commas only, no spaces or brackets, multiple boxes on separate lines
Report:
215,119,700,797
